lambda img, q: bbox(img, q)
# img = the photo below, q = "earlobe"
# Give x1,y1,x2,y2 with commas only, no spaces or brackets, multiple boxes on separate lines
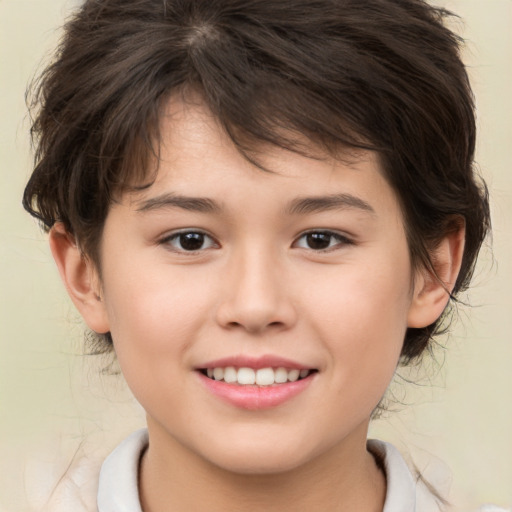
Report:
407,222,465,328
49,223,110,334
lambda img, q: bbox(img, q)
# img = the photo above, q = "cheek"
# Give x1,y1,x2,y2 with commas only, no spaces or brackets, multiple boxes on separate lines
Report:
302,257,412,395
305,259,412,334
100,270,211,410
101,263,214,363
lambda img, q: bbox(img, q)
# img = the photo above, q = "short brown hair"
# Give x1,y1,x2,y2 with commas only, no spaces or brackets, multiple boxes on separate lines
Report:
23,0,490,363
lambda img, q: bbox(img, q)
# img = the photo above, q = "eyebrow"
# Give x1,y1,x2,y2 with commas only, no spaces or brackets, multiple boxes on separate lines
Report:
135,193,222,213
286,194,376,216
135,192,375,216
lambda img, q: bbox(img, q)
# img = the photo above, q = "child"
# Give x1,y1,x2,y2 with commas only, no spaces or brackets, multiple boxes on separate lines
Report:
22,0,501,510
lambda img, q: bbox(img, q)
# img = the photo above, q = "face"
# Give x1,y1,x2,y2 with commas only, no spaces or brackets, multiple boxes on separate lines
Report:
95,97,419,474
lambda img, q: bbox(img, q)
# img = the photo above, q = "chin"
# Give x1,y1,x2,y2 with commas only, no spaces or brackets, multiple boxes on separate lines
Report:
212,453,309,476
200,434,320,476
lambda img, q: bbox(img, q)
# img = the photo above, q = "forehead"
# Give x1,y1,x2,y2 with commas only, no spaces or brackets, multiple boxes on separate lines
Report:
124,96,400,221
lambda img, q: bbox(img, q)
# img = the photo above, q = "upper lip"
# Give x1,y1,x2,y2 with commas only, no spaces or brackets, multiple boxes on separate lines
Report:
197,355,315,370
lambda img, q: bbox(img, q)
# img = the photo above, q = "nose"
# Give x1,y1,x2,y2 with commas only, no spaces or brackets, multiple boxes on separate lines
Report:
215,247,298,334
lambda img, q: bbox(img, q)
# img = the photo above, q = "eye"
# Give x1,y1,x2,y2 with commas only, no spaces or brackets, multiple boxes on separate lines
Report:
162,230,218,252
294,231,352,251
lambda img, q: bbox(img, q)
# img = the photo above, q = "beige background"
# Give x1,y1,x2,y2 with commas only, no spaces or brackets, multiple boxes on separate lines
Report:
1,0,511,510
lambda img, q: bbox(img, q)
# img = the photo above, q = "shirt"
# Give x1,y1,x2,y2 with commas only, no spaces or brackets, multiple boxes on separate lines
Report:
97,429,508,512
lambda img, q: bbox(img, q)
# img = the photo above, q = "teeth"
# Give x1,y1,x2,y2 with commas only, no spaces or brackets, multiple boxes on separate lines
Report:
237,367,256,385
213,367,224,381
274,367,288,383
255,368,274,386
288,369,300,382
223,366,237,383
204,366,312,386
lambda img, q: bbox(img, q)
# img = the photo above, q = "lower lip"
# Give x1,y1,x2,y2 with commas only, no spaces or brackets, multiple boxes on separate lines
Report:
198,372,315,410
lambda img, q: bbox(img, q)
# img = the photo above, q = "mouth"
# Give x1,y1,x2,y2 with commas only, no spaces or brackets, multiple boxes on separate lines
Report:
197,356,318,409
200,366,317,386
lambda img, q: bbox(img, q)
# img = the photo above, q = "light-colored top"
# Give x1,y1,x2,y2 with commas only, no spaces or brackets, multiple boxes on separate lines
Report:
96,428,508,512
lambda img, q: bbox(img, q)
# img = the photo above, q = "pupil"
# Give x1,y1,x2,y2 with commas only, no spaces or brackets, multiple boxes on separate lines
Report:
180,233,204,251
307,233,331,249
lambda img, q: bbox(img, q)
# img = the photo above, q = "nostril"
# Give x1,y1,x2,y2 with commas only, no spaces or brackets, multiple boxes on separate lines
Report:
215,294,298,333
224,320,283,333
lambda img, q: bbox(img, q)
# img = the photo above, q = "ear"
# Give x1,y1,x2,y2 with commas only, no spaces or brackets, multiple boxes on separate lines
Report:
49,223,110,334
407,222,465,328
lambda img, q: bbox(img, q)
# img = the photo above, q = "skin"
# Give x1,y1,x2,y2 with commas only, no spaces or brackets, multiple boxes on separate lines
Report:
50,95,464,511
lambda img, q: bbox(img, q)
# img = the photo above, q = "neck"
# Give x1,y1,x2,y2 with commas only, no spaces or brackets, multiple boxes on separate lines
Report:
139,419,386,512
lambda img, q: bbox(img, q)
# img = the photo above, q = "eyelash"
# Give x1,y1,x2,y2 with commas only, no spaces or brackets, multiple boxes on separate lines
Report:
159,229,353,254
293,230,354,252
160,230,218,253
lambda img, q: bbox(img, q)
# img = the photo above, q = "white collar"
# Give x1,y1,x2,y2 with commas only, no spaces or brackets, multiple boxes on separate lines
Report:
97,430,438,511
97,429,147,512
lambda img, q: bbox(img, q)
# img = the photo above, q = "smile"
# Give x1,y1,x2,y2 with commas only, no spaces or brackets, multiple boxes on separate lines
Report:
202,366,315,386
197,358,318,410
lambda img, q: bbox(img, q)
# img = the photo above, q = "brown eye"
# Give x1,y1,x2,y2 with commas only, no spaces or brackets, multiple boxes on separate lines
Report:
164,231,216,252
294,231,352,251
179,233,206,251
305,233,333,250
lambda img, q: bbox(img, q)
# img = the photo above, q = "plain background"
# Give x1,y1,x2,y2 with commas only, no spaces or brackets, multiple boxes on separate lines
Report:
1,0,511,510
